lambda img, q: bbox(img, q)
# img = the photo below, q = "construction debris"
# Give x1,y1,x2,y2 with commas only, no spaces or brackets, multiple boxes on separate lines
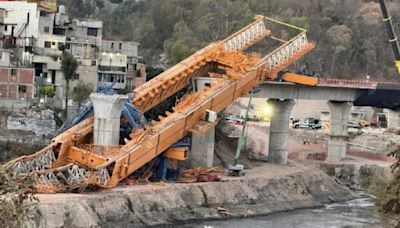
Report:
181,167,225,179
4,15,315,192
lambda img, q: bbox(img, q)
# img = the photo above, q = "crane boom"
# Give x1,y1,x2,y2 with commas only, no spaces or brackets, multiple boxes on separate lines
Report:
5,15,317,192
378,0,400,75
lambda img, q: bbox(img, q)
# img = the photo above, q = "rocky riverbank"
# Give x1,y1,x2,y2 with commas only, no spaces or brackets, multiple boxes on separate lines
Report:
28,165,355,228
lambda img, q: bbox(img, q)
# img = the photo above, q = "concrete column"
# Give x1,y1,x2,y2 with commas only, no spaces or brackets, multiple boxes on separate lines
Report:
384,109,400,129
90,93,128,146
190,127,215,167
327,101,352,162
267,99,295,164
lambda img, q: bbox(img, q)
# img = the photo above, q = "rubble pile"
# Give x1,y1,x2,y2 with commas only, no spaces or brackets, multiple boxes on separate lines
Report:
7,108,56,137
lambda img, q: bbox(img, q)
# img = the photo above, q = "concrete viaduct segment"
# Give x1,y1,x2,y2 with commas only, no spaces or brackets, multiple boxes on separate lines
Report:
190,80,400,167
252,81,373,164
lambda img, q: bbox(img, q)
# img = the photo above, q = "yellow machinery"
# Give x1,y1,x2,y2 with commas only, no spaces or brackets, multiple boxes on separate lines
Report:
7,15,316,192
378,0,400,75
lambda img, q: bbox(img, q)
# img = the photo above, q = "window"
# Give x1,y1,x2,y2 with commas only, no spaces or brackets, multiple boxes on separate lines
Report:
119,43,122,50
114,75,125,83
0,52,3,60
58,42,65,51
44,26,50,33
18,85,27,93
4,25,7,31
91,60,96,66
52,41,56,46
111,43,114,49
87,27,98,37
44,41,51,48
11,69,16,76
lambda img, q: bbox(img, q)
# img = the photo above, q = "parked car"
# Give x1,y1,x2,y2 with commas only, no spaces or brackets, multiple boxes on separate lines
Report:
348,121,361,129
293,118,322,129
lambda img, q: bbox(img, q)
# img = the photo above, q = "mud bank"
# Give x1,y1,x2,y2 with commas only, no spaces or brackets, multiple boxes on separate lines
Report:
28,166,355,228
318,163,389,190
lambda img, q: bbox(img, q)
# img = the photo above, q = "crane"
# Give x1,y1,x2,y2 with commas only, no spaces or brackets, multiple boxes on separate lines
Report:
378,0,400,75
6,15,317,193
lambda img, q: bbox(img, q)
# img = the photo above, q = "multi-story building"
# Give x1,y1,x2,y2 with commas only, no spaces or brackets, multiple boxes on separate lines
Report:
0,0,63,95
64,19,102,90
102,39,146,90
0,66,35,99
0,0,144,109
98,52,127,89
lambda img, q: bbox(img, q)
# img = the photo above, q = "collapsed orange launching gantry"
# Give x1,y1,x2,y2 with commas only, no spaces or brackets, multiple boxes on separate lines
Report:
6,15,315,192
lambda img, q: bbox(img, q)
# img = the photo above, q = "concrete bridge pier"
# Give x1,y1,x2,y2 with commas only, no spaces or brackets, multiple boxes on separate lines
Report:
267,99,295,164
327,101,352,162
385,109,400,129
190,127,215,168
90,93,128,146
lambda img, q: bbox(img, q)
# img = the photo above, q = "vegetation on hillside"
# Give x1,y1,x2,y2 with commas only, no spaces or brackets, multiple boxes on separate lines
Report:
59,0,400,80
369,148,400,226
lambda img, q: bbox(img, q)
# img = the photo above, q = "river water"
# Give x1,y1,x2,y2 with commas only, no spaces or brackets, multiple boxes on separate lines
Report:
177,198,388,228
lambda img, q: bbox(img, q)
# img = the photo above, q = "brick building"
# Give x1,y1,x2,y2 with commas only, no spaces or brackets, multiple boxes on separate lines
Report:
0,67,35,99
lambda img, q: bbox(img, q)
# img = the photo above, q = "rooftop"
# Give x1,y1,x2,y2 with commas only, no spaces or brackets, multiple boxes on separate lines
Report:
74,19,102,28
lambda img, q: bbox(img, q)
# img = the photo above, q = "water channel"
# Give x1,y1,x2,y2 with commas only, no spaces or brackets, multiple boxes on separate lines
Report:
177,197,390,228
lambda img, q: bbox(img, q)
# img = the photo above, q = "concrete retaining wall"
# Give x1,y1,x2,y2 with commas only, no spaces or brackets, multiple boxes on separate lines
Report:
29,168,354,228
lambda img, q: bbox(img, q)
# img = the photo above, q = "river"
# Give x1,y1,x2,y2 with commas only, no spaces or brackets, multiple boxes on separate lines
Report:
176,197,388,228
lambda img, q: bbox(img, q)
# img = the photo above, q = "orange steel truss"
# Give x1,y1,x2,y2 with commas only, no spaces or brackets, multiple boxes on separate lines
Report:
6,15,315,192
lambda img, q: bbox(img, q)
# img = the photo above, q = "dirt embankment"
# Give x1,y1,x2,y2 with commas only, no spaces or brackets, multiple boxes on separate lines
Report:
29,166,354,228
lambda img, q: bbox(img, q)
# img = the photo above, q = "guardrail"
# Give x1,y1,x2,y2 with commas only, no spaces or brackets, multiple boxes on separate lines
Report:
318,78,378,89
260,32,311,70
222,16,268,52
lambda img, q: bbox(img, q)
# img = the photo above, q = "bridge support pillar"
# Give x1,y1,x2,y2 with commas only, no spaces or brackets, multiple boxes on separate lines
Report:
268,99,295,164
190,127,215,168
385,109,400,129
90,93,128,146
327,101,352,162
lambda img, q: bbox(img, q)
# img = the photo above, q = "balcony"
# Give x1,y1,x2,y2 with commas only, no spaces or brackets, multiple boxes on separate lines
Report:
98,65,126,73
27,0,57,13
47,61,61,70
32,47,62,57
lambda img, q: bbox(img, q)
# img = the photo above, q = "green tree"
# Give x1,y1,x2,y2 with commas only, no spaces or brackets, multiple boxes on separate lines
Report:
289,16,310,30
72,81,93,109
38,85,55,98
61,52,78,118
169,40,195,63
146,66,164,81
